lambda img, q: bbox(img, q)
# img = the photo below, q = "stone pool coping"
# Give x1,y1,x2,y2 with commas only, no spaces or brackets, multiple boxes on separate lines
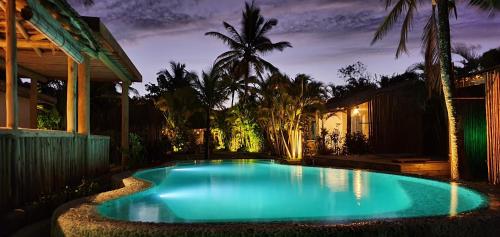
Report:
51,161,500,237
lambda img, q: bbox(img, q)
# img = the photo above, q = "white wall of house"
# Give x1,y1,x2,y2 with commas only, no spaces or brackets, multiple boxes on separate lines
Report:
320,111,347,148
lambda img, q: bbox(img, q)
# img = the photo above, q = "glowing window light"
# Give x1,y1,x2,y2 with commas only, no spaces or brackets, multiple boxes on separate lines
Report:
352,106,360,116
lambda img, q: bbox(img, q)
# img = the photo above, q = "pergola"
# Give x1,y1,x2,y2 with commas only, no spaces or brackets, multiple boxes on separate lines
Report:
0,0,141,211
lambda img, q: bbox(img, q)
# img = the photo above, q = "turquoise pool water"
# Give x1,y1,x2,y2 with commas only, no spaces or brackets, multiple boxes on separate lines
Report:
98,160,487,223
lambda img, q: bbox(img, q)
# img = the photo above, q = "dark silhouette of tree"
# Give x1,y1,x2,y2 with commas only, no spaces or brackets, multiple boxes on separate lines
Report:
205,1,291,103
193,67,230,159
146,62,202,152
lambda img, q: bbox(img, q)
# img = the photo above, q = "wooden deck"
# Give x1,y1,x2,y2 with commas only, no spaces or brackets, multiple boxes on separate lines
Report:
306,154,450,178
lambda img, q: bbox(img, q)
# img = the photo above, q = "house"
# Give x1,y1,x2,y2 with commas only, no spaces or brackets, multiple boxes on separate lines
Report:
0,0,141,212
318,80,425,155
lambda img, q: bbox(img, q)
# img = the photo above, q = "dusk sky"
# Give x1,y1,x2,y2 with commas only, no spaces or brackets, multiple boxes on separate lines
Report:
68,0,500,94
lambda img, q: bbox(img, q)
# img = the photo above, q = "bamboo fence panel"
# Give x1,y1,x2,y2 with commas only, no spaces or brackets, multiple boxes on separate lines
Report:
486,71,500,184
0,129,110,212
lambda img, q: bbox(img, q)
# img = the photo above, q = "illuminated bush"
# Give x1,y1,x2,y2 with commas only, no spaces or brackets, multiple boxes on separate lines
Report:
213,108,263,153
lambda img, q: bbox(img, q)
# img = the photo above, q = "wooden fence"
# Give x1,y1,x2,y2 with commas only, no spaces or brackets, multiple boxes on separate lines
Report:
0,129,109,212
486,70,500,184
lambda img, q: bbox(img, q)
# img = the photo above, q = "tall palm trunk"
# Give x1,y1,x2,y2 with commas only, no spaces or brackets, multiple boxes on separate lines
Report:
231,91,235,107
204,108,211,160
437,0,459,180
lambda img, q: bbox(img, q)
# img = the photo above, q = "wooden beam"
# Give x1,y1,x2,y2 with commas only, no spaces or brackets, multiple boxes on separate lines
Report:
121,81,130,169
0,1,42,57
21,0,84,63
29,33,46,41
29,78,38,128
0,39,55,48
66,56,77,132
5,0,19,129
77,55,89,135
44,0,98,50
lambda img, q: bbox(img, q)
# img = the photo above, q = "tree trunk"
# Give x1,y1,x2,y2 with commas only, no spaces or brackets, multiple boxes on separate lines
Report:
437,0,459,180
231,91,235,107
204,108,211,160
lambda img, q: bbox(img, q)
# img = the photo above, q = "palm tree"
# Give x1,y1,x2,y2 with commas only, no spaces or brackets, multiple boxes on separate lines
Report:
372,0,499,180
146,62,201,152
150,61,197,95
222,61,246,107
205,1,291,103
193,67,231,159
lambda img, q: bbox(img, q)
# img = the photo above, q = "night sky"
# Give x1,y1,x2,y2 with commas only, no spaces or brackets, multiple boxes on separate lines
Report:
68,0,500,94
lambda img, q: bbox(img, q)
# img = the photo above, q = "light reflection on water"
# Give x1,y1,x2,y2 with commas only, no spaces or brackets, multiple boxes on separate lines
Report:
98,160,486,223
449,182,458,216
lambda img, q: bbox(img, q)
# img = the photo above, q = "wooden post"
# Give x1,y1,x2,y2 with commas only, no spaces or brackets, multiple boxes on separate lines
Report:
346,108,352,136
77,55,90,135
29,78,37,128
5,0,18,129
67,57,77,132
486,71,500,184
121,81,130,169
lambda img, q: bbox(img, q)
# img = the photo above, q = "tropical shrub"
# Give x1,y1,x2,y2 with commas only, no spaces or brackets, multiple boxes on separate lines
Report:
343,132,371,155
37,105,61,130
128,133,145,169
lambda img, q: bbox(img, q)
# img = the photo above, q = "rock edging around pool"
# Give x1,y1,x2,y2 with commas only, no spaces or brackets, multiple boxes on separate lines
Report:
51,164,500,237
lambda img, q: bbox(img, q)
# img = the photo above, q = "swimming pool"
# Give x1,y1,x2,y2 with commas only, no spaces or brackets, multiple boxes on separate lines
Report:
98,160,487,223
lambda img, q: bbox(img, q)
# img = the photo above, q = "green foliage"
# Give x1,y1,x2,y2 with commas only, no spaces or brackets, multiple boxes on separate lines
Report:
128,133,145,169
37,105,61,130
316,128,332,155
193,67,231,159
257,73,326,160
228,109,263,153
343,132,371,155
146,61,203,153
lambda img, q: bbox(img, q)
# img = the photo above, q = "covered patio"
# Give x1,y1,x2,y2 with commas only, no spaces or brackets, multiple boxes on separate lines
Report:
0,0,141,212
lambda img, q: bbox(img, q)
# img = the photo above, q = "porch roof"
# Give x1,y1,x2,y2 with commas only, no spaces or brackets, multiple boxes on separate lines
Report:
0,0,141,83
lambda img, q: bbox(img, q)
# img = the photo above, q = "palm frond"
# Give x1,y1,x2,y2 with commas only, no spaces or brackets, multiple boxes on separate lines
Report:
371,0,410,45
396,0,418,57
422,5,441,97
256,19,278,38
223,22,244,44
469,0,500,11
256,41,292,54
205,31,243,49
